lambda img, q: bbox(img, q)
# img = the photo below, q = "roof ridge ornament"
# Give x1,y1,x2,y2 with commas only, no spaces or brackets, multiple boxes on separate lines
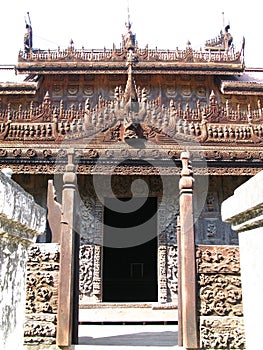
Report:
126,1,132,31
124,52,138,110
204,13,233,52
122,3,136,51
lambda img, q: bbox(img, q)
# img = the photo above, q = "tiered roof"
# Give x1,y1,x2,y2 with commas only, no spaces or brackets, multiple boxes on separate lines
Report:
0,19,263,175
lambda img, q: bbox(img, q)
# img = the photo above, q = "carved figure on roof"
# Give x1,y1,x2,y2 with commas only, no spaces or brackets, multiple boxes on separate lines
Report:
224,25,233,50
205,23,233,52
24,12,33,53
122,21,136,51
123,119,144,140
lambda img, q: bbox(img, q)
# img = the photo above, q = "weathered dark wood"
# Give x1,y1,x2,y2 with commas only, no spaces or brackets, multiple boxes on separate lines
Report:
47,179,62,243
56,150,78,346
178,152,198,349
177,216,183,347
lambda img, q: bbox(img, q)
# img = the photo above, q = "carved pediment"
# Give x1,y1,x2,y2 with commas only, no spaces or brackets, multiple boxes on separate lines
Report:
102,121,163,144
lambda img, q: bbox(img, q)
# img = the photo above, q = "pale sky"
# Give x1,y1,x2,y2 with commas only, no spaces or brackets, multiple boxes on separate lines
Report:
0,0,262,68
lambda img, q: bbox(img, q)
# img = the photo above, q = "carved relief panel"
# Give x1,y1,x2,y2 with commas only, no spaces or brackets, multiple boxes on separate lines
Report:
158,195,179,303
196,245,245,349
78,196,103,303
24,243,59,345
194,176,243,245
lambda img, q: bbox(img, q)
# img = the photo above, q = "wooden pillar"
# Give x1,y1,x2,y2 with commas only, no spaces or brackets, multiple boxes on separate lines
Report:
47,179,62,243
177,216,183,347
178,152,198,349
56,149,79,346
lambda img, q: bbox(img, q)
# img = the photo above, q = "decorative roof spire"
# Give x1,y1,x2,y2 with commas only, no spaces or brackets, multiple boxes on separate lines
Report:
124,52,138,104
122,2,136,51
126,2,132,31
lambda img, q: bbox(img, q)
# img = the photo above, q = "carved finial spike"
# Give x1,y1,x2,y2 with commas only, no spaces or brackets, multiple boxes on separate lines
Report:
222,12,225,30
44,91,50,102
126,0,132,30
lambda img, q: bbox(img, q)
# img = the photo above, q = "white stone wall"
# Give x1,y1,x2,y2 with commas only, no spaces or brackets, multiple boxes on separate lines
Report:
0,171,46,350
222,170,263,350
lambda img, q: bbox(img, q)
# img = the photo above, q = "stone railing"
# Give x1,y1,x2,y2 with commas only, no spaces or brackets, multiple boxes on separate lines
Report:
0,170,46,350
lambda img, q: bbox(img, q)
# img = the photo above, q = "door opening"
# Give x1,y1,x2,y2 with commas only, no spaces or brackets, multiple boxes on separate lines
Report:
103,197,158,302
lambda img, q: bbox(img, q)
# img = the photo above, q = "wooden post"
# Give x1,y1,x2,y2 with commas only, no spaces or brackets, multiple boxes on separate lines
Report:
56,149,79,346
178,151,198,349
47,179,62,243
177,216,183,347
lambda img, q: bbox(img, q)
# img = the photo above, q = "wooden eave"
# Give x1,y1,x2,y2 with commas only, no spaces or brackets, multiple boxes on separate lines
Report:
0,142,262,176
0,82,38,95
220,81,263,95
16,61,244,76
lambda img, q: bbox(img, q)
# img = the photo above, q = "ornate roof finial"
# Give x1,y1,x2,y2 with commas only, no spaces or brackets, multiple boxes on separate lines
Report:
126,1,132,31
222,12,225,30
124,53,138,104
24,12,33,53
123,1,136,51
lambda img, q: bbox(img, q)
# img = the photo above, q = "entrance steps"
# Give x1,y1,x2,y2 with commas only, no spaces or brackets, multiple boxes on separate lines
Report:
79,303,178,323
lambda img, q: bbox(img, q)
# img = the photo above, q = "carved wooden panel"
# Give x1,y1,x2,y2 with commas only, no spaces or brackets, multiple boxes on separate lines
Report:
79,244,102,303
158,196,179,303
196,245,245,349
78,196,103,303
200,316,245,349
196,245,240,274
198,274,243,316
167,245,178,300
195,176,242,245
24,243,59,345
79,245,94,300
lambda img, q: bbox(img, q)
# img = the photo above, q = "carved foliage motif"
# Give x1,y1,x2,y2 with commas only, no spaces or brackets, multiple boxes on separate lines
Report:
158,196,179,303
197,245,245,348
79,197,97,245
78,196,102,302
24,244,59,345
200,317,245,349
199,274,243,316
79,245,94,299
196,245,240,274
167,245,178,300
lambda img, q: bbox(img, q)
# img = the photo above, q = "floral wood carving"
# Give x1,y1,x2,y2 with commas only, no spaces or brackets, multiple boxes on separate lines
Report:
79,245,94,299
78,197,102,302
199,273,243,316
158,196,179,303
200,316,245,349
24,244,59,345
196,245,240,274
167,245,178,301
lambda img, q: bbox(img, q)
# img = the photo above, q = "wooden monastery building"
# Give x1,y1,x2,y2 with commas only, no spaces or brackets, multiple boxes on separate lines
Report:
0,15,262,348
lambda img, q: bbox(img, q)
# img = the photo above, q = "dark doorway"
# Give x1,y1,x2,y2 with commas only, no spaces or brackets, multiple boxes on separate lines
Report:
103,197,158,302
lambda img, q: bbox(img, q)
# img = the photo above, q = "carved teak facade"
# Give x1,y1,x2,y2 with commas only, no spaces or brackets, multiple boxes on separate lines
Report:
1,20,261,348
